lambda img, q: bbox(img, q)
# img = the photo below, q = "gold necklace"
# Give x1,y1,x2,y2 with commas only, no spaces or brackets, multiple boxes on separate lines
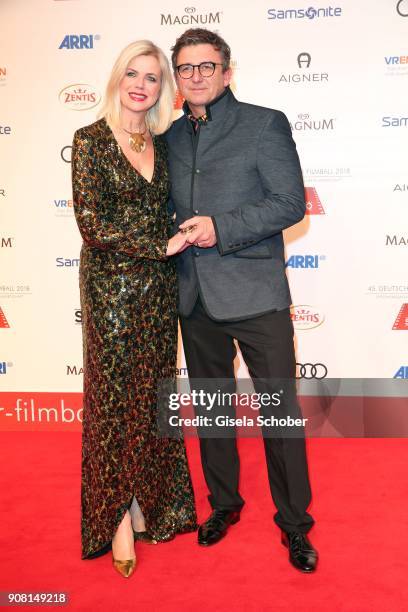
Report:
121,125,147,153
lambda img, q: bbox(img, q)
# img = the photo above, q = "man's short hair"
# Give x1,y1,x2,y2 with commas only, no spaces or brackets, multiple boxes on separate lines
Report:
171,28,231,72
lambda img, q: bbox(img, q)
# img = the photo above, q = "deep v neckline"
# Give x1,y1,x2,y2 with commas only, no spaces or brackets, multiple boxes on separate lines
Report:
105,119,157,185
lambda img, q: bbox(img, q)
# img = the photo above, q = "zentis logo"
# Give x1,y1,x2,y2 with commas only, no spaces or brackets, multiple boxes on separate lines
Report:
290,305,325,330
304,187,325,215
393,304,408,330
59,84,101,110
59,34,100,49
0,307,10,328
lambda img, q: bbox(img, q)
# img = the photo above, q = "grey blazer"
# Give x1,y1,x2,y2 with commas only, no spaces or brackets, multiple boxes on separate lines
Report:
166,88,305,321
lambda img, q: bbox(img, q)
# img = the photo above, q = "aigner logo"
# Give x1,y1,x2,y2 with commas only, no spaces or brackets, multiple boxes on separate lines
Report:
279,53,328,84
59,84,101,110
161,6,222,26
296,363,328,379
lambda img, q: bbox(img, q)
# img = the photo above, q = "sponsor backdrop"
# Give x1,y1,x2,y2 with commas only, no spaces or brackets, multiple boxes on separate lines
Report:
0,0,407,430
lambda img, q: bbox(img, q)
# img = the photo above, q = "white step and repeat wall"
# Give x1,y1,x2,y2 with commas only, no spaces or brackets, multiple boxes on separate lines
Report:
1,0,407,430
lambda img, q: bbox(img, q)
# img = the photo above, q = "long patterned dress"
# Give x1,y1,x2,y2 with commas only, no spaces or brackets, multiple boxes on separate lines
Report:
72,118,197,559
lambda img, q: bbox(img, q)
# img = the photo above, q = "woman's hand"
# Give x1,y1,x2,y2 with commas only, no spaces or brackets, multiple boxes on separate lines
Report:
166,232,191,257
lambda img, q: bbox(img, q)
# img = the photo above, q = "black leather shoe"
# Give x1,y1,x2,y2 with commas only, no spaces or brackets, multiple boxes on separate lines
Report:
281,531,318,573
198,510,240,546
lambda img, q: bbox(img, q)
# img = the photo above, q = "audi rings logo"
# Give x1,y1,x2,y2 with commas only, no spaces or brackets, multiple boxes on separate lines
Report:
397,0,408,16
185,6,196,13
61,145,72,163
296,363,328,379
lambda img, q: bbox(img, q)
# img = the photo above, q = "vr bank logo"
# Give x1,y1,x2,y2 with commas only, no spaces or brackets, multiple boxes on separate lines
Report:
268,6,342,19
286,255,326,268
59,35,100,49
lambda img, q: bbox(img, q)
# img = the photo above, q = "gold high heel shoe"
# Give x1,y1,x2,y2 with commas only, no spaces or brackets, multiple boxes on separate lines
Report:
112,557,137,578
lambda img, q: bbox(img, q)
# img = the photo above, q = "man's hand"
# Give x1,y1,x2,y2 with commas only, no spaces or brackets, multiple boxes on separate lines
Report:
166,232,191,256
179,216,217,248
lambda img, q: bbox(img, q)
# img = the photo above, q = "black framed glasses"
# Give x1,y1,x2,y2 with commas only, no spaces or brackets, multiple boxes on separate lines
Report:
176,61,223,79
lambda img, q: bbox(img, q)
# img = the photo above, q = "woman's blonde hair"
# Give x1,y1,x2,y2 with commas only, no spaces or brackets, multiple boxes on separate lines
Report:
98,40,175,135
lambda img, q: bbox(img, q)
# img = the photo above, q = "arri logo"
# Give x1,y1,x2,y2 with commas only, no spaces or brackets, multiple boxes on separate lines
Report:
59,34,100,49
279,53,328,84
268,6,342,20
394,366,408,379
59,84,101,110
393,304,408,330
161,6,222,26
397,0,408,16
0,307,10,328
0,361,12,374
382,116,408,127
286,255,326,268
290,305,325,330
304,187,325,215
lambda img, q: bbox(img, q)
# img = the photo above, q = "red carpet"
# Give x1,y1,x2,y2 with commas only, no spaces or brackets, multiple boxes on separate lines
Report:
1,433,408,611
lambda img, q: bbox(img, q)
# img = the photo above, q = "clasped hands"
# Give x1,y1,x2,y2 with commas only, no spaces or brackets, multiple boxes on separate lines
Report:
166,216,216,257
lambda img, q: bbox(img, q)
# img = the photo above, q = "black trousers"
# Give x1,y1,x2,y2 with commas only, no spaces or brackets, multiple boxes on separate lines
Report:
180,298,314,533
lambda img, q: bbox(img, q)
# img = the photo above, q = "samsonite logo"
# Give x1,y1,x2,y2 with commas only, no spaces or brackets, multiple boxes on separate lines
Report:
286,255,326,268
59,34,100,49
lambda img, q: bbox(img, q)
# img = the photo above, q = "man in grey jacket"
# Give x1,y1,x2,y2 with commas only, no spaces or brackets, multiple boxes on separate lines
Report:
167,28,318,572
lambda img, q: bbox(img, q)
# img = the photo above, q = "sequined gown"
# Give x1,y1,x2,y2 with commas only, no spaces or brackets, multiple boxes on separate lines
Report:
72,118,197,559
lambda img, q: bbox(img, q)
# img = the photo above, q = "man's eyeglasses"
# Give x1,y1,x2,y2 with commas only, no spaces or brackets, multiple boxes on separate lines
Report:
176,62,223,79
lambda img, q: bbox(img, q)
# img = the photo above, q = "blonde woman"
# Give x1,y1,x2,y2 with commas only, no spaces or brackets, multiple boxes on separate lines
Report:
72,41,197,578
